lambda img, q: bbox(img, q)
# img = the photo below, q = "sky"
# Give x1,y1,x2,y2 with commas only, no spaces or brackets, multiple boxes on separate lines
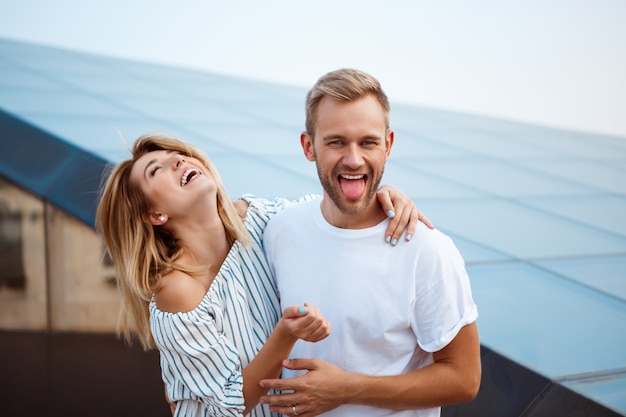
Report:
0,0,625,138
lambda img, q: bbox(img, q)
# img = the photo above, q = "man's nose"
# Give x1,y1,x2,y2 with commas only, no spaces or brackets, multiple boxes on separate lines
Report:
343,144,363,167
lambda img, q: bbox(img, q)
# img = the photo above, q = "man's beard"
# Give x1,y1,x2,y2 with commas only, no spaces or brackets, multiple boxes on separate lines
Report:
316,163,384,216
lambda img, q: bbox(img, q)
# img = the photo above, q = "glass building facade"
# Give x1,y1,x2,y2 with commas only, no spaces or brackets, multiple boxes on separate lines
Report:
1,38,625,416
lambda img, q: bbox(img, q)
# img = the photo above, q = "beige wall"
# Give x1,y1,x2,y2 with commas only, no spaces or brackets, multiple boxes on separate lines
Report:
0,177,120,332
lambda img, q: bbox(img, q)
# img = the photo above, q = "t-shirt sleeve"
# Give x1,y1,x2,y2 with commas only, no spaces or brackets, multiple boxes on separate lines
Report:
411,232,478,353
151,299,245,417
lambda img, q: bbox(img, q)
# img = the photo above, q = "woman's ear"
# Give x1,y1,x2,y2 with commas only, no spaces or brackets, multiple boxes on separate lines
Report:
145,212,167,226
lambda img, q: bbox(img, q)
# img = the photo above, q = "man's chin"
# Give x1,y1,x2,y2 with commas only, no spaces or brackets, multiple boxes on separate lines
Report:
336,198,369,216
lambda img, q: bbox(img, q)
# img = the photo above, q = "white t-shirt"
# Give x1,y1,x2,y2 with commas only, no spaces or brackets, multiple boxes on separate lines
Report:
263,199,478,417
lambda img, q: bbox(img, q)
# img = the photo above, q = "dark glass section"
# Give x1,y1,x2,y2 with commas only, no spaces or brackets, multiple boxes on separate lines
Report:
443,346,623,417
0,110,108,226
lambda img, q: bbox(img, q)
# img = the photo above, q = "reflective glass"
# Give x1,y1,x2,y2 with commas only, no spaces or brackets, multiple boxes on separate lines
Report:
519,159,626,194
536,255,626,302
418,198,626,259
414,158,596,197
469,261,626,378
524,195,626,237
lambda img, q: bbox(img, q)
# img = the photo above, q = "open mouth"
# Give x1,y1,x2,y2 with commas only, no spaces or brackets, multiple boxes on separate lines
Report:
181,168,201,187
339,174,366,200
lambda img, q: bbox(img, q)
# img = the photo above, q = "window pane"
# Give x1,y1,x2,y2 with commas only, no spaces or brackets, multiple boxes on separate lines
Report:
47,206,120,332
0,178,47,330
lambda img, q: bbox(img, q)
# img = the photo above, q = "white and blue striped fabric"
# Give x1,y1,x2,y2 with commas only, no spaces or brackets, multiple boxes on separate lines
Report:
150,195,317,417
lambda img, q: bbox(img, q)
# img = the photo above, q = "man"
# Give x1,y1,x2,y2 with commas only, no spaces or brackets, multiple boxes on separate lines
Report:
259,68,481,417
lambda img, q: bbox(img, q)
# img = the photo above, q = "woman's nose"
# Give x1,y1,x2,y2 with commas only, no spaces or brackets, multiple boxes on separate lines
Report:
174,155,185,169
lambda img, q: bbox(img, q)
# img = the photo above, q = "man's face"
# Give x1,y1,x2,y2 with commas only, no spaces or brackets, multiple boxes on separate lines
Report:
301,94,393,222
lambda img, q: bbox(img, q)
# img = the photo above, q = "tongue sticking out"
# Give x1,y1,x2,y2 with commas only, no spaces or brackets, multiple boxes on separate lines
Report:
339,177,366,200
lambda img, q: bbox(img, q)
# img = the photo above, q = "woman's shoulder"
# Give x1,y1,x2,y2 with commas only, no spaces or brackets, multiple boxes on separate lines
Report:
233,199,249,218
153,269,207,314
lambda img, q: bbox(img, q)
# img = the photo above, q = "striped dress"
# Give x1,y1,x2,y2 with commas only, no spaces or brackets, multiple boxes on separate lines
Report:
150,195,315,417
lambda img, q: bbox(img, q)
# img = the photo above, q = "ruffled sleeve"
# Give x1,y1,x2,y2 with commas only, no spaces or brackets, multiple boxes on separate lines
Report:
150,294,245,417
239,194,320,232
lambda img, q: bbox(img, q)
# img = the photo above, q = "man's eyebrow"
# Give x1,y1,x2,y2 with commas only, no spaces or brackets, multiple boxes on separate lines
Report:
321,134,345,142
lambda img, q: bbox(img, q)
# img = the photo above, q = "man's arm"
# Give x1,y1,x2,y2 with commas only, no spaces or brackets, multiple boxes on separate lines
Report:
259,322,481,416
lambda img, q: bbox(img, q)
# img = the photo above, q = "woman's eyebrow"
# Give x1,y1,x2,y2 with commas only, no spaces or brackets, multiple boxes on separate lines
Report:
143,159,157,179
143,150,174,178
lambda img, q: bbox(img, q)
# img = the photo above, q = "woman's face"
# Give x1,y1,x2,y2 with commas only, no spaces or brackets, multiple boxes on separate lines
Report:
130,149,216,221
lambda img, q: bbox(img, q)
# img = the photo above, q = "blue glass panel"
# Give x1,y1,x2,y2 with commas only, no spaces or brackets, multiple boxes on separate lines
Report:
387,128,471,158
535,255,626,302
0,67,65,91
214,154,320,200
58,72,175,97
263,156,319,182
469,262,626,379
0,110,79,196
414,157,596,197
383,162,486,200
445,233,512,264
417,198,626,259
519,159,626,194
0,90,130,117
16,114,184,152
185,123,300,155
117,96,255,123
525,195,626,237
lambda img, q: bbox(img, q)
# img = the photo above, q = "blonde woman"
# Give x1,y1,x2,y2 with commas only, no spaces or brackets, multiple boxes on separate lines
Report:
96,134,428,417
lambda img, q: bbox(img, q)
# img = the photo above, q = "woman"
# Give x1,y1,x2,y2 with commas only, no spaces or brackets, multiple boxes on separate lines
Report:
96,133,428,417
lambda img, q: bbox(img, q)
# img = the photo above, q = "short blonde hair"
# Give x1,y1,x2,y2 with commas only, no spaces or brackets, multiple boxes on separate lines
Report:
305,68,390,138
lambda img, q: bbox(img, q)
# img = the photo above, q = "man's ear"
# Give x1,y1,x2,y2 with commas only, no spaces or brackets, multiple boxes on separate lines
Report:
385,129,394,160
300,131,316,162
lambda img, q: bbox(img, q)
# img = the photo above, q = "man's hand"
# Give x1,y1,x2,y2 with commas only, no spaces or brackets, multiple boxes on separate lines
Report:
259,358,351,416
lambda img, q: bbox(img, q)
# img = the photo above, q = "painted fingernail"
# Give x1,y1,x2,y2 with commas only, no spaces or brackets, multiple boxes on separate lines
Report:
387,210,395,218
299,307,306,315
386,236,391,243
391,238,398,246
406,234,412,241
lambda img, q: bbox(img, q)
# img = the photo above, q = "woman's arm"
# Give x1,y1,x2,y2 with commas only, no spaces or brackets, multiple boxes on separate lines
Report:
242,303,330,414
156,270,329,416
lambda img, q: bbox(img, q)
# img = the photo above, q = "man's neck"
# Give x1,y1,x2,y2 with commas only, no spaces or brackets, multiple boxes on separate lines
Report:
319,197,387,229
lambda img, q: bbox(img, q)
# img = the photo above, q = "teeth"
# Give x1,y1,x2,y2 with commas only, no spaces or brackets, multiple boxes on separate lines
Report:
341,174,364,180
181,168,200,187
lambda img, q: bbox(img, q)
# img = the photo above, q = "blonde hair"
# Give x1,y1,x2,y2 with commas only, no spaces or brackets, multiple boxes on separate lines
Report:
96,133,248,350
305,68,390,138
